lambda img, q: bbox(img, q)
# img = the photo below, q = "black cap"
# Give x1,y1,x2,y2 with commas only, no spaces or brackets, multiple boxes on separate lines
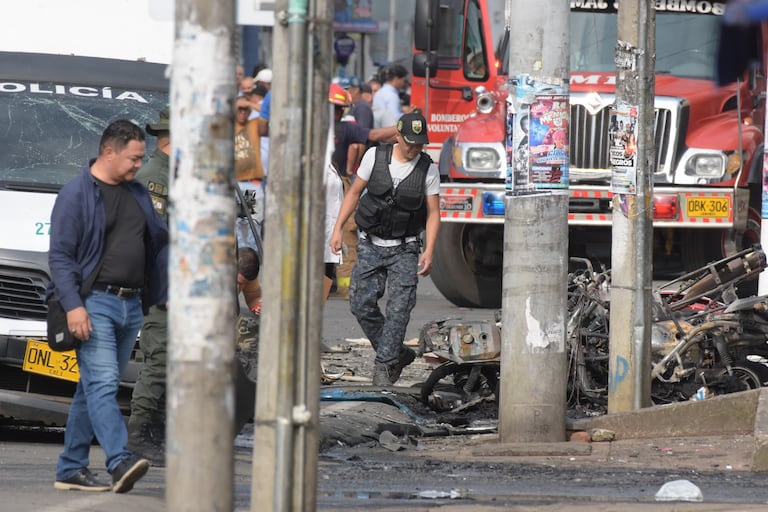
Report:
397,112,429,145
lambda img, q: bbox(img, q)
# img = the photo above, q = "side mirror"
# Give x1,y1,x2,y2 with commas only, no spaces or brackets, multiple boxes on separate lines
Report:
412,52,438,79
414,0,439,52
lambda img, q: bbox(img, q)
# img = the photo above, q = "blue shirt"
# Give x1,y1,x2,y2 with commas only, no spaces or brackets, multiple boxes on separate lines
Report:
259,91,271,122
47,165,169,313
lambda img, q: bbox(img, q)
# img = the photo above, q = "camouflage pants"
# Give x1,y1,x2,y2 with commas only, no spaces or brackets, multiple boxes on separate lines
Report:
235,313,260,384
349,238,419,366
129,305,167,426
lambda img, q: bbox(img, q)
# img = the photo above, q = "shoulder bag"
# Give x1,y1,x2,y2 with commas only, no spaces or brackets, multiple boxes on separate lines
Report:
46,263,103,352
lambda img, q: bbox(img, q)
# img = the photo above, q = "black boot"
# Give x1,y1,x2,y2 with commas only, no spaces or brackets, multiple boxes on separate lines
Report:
127,422,165,467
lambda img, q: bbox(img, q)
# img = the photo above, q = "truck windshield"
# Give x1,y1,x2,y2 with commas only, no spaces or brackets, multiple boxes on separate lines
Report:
0,83,168,189
571,11,720,79
482,9,723,81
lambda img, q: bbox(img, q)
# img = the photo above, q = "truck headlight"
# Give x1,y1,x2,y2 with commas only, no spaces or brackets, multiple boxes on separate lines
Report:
465,147,501,171
684,153,726,178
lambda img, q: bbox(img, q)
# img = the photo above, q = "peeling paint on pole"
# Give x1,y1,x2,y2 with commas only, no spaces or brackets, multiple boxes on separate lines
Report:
524,296,564,352
170,22,237,361
167,2,237,509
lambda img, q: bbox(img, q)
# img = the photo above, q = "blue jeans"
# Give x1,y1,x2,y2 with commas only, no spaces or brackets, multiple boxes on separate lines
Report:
56,291,143,480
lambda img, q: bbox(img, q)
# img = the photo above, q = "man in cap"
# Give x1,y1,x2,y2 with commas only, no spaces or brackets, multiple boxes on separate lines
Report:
339,75,375,176
329,111,441,386
342,76,374,130
126,108,172,466
329,83,397,178
254,68,272,91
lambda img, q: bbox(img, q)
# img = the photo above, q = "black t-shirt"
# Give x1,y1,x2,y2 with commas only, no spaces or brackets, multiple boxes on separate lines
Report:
94,178,146,288
332,120,370,176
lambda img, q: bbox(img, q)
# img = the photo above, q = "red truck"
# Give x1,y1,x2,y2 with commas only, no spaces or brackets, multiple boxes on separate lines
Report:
411,0,767,309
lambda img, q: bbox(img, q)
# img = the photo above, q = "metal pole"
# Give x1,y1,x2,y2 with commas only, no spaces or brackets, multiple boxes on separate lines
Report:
607,0,654,413
387,0,396,64
499,0,568,443
294,1,333,509
251,0,332,510
167,0,236,510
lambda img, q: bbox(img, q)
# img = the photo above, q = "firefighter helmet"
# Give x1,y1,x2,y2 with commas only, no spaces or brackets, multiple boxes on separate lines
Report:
328,83,351,106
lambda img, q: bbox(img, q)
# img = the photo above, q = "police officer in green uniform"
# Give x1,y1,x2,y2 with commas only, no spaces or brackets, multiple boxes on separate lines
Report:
126,108,170,466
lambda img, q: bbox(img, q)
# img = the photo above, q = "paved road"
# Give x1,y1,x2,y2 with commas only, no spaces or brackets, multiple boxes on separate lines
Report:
4,422,768,511
322,275,493,346
5,278,768,510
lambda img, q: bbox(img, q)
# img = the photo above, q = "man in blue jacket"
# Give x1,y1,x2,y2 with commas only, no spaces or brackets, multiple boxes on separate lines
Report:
49,119,168,493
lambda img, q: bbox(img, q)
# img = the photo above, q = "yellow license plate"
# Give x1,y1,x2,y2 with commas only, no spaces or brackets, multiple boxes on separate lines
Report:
23,339,79,383
686,197,730,218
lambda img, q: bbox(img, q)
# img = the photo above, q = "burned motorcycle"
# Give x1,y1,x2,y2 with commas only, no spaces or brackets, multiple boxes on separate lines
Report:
419,246,768,415
418,317,501,412
568,246,768,415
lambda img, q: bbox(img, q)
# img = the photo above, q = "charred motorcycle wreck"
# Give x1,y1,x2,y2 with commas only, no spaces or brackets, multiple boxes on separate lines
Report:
418,246,768,416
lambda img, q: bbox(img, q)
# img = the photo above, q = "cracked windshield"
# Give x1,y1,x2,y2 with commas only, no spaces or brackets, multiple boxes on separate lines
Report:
0,82,168,188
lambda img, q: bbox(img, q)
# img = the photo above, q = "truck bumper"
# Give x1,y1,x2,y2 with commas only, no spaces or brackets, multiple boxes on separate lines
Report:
439,184,747,229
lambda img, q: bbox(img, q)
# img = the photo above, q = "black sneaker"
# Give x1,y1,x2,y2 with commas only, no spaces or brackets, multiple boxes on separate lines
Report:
110,455,150,494
389,347,416,384
54,468,111,491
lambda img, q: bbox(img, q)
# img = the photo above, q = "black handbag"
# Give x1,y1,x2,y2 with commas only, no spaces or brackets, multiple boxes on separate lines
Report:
46,263,103,352
46,297,79,352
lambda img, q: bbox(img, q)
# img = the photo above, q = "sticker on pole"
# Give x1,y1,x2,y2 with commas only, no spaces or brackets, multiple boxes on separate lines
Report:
609,104,639,195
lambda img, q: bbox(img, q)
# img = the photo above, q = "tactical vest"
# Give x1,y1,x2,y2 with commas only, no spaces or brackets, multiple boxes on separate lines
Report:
354,144,432,240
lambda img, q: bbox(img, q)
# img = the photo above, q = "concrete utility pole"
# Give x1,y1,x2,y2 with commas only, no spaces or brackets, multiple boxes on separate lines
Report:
166,0,237,510
251,0,332,510
607,1,655,413
500,0,568,443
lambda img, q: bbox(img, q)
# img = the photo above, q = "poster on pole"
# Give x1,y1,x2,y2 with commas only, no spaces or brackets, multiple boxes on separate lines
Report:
609,104,639,195
506,90,533,195
762,153,768,219
528,94,569,189
506,75,568,195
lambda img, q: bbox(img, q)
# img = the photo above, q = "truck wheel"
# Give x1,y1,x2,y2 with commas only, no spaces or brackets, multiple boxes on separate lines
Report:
681,206,761,271
431,223,503,308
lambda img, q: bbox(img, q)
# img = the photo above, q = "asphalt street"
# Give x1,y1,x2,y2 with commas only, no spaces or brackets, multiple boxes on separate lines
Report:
4,278,768,510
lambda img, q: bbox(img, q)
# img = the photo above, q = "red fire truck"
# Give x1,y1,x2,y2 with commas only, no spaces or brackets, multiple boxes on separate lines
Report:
411,0,767,308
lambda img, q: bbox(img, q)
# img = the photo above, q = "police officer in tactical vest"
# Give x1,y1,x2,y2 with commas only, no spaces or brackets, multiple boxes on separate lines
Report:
330,111,441,386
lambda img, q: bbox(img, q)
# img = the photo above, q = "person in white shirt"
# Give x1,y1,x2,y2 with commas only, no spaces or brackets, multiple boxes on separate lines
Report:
372,64,409,124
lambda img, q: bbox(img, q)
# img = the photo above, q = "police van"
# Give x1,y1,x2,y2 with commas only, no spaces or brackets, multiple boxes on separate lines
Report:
0,51,170,422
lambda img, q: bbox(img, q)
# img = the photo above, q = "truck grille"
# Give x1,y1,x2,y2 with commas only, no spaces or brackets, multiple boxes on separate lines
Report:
0,267,49,320
570,104,673,174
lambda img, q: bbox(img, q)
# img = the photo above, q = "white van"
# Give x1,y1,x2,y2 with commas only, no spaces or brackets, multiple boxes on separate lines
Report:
0,51,170,420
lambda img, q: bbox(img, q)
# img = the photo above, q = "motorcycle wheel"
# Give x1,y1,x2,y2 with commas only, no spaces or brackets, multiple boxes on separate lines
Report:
723,360,768,390
420,362,499,413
